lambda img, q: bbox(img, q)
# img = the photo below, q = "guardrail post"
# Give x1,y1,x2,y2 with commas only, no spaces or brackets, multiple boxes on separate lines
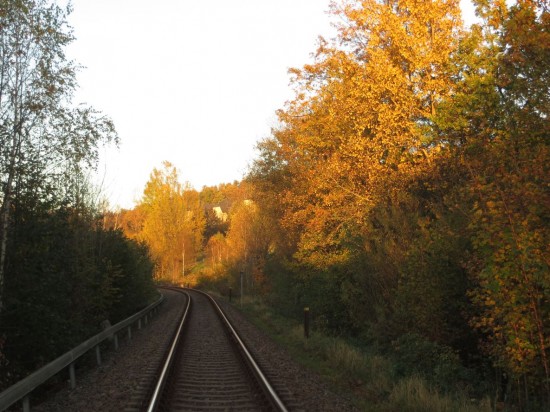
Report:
22,395,30,412
114,334,119,351
144,314,148,326
69,363,76,389
22,396,30,412
95,346,102,366
138,319,142,330
127,326,132,340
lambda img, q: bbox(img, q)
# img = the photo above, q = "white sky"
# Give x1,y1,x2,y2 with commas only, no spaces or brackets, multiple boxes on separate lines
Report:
65,1,478,210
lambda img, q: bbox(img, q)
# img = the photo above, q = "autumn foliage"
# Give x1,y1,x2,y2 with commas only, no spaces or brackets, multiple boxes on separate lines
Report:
114,0,547,408
116,162,205,283
236,0,548,408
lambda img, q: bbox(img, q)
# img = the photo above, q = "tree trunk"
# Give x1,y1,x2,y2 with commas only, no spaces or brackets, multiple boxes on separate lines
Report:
0,132,20,312
0,196,10,311
0,43,23,312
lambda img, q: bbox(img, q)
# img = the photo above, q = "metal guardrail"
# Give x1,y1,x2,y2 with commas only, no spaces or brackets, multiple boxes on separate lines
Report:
0,293,164,412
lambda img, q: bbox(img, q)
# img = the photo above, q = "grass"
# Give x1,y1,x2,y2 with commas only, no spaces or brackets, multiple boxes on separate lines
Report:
226,295,492,412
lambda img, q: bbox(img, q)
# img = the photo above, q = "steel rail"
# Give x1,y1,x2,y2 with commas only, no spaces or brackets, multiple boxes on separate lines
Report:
196,289,289,412
145,290,191,412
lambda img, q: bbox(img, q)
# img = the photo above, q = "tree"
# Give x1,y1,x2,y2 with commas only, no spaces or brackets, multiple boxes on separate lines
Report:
136,162,205,282
264,0,462,269
0,0,117,310
225,199,274,294
206,232,228,268
432,0,550,404
246,0,464,332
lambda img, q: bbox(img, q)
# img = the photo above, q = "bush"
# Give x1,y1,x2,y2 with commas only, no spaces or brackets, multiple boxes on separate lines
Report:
391,333,472,392
0,208,156,389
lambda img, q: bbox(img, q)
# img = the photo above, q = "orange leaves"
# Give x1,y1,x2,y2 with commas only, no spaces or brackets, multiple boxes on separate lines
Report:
245,2,549,402
259,0,464,270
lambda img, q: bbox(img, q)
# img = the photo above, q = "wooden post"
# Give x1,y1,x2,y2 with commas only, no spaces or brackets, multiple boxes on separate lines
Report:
240,271,243,307
304,307,310,339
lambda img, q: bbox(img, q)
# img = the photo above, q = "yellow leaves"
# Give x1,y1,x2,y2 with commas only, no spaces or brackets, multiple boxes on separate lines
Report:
128,162,205,281
258,0,465,271
485,297,496,307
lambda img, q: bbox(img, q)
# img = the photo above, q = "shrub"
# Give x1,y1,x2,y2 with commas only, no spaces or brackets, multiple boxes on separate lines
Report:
391,333,471,392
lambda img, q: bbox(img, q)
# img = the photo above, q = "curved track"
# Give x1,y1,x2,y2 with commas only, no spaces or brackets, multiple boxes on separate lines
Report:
149,289,287,412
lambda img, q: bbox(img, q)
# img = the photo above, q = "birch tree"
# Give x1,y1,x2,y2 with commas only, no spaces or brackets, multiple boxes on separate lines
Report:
0,0,117,310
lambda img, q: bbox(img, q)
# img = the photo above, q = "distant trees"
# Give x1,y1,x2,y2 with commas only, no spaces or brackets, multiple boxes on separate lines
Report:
205,232,228,269
115,178,249,285
196,182,248,276
127,162,205,283
225,199,275,292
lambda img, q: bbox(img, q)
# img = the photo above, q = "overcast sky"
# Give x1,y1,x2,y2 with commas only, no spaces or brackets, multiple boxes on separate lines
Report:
65,1,478,209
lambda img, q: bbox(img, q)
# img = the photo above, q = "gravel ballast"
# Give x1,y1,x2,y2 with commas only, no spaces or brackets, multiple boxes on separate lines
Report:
30,288,358,411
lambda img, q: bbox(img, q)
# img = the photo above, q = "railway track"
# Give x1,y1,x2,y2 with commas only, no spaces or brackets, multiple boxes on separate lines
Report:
147,288,288,412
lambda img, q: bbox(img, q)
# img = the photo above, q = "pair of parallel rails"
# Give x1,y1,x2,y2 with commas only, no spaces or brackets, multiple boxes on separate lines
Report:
147,287,288,411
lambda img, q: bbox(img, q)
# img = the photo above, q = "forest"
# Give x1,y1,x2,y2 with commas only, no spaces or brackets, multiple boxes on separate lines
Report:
0,0,548,410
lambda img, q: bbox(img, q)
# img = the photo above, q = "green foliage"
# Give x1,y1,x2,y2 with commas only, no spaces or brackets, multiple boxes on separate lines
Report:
0,205,155,388
299,270,356,335
391,333,473,394
95,228,156,322
236,295,491,412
